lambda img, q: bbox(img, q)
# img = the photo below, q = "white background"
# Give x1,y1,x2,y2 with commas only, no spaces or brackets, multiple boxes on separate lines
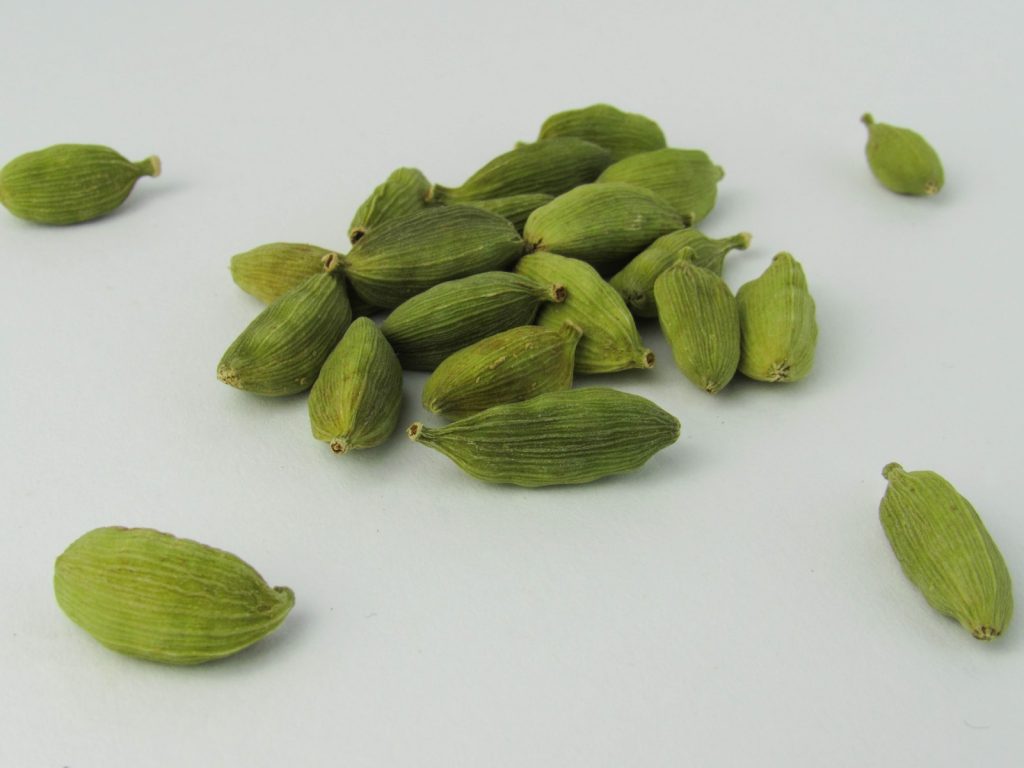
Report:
2,1,1022,765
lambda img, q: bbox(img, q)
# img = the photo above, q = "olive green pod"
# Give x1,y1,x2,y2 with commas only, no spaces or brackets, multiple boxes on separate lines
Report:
408,387,680,487
308,317,402,454
329,206,525,308
862,114,944,196
880,463,1012,640
654,260,740,394
523,183,689,275
217,272,352,395
0,144,160,225
610,229,751,317
516,252,654,373
597,148,724,223
230,243,335,303
54,527,294,665
430,137,612,202
457,192,554,233
348,167,432,244
538,104,666,162
381,271,565,371
422,321,582,418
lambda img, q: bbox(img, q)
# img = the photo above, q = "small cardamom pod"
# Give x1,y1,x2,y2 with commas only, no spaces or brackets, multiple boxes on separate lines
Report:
230,243,336,303
538,104,666,162
597,148,724,223
861,113,944,196
348,167,433,244
456,192,554,233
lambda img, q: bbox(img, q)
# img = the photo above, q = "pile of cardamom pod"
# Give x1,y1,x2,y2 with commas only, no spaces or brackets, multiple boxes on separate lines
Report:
218,104,819,487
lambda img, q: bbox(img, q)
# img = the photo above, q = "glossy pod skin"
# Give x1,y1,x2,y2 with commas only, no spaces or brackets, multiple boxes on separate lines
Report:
538,104,666,162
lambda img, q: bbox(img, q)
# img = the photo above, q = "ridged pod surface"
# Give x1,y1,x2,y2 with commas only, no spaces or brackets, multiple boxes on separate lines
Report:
458,193,553,233
597,148,724,223
230,243,335,303
862,114,944,196
54,527,294,664
538,104,666,162
348,167,432,243
408,388,680,487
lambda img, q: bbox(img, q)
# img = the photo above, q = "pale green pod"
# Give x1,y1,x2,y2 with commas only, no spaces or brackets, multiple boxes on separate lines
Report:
654,260,740,394
610,229,751,317
0,144,160,225
880,463,1012,640
217,272,352,395
348,167,432,244
308,317,402,454
538,104,667,162
523,183,689,275
430,137,612,202
597,148,724,223
862,114,944,196
736,252,817,383
408,387,680,487
457,192,554,233
54,527,294,665
381,271,565,371
329,206,525,308
516,252,654,373
422,321,582,418
230,243,335,303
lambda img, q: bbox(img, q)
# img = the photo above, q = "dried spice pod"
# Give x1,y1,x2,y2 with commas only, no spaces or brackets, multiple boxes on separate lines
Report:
457,192,553,233
597,148,724,223
861,114,944,196
230,243,335,303
408,387,680,487
381,271,564,371
348,167,432,244
538,104,666,162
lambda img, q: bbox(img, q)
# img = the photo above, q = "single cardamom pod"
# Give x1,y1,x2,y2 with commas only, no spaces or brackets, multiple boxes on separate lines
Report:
597,148,724,223
381,271,565,371
654,260,740,394
736,252,817,383
422,321,582,418
308,317,402,454
348,167,432,244
538,104,666,162
861,113,944,196
457,192,554,233
328,206,525,308
217,272,352,395
230,243,336,303
430,137,612,203
516,252,654,373
610,229,751,317
880,463,1012,640
408,387,680,487
0,144,160,225
523,183,690,275
54,526,294,664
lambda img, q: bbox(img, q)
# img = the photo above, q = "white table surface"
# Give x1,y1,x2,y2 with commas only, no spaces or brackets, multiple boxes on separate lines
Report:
2,1,1021,765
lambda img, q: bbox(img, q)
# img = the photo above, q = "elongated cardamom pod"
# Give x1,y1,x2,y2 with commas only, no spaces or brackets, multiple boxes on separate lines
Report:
349,167,432,244
861,114,944,196
880,463,1012,640
457,192,553,233
597,148,724,223
523,183,689,275
654,260,740,394
610,229,751,317
430,137,611,202
308,317,402,453
0,144,160,225
538,104,666,162
736,252,817,383
230,243,336,303
328,206,525,308
54,527,294,664
408,387,680,487
422,321,582,418
217,272,352,395
381,271,564,371
516,252,653,373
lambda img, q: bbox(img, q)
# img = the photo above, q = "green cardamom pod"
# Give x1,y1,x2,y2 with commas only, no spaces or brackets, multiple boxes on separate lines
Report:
348,167,432,244
380,271,565,371
538,104,666,162
0,144,160,225
408,387,680,487
597,148,724,223
422,321,582,418
736,252,817,383
654,260,740,394
308,317,402,453
516,252,654,373
880,463,1012,640
457,192,554,233
217,272,352,395
54,527,294,664
610,229,751,317
523,183,690,275
861,113,944,196
430,137,611,203
328,206,525,309
230,243,336,303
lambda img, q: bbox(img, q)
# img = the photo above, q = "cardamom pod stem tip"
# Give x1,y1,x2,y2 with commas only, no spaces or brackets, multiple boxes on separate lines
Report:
138,156,161,177
322,252,346,274
330,437,350,455
882,462,904,480
217,365,240,388
642,349,656,369
736,232,752,249
408,422,425,440
550,283,567,302
861,113,875,127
